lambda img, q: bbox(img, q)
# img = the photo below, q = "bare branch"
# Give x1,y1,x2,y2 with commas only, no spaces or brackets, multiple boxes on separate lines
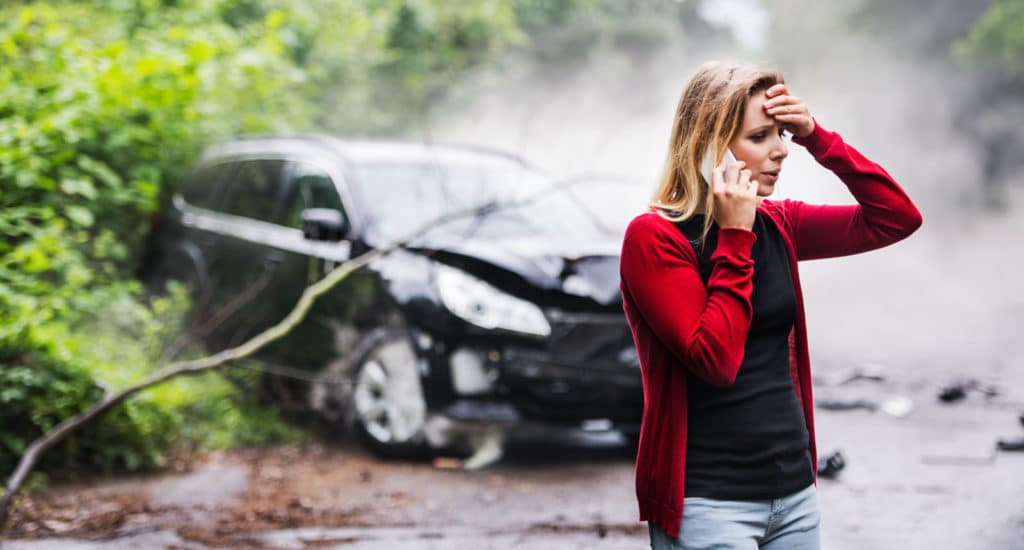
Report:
159,267,275,363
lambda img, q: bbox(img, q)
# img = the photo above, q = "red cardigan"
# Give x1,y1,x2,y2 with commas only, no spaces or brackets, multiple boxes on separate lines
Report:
619,122,922,538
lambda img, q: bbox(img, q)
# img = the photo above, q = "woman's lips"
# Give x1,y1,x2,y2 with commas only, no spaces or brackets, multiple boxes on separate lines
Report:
762,171,779,183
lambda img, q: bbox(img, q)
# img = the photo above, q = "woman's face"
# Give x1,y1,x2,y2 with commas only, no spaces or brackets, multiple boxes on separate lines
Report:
729,90,789,197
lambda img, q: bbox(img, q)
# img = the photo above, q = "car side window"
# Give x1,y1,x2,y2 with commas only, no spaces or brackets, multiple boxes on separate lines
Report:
279,161,347,229
219,159,285,222
180,162,236,209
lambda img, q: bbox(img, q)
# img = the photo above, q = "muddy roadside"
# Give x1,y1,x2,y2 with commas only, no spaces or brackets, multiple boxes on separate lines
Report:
3,440,645,549
3,367,1024,549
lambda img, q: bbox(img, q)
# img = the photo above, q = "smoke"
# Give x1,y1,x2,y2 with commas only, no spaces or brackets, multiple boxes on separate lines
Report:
428,1,1024,383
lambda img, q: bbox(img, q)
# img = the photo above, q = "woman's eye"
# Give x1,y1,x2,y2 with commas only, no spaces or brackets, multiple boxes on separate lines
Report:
751,133,766,141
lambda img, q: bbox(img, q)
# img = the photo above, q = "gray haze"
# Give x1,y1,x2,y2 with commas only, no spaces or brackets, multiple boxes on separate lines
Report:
430,1,1024,387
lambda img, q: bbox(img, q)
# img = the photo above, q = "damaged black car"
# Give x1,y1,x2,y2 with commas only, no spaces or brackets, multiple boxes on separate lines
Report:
141,137,642,464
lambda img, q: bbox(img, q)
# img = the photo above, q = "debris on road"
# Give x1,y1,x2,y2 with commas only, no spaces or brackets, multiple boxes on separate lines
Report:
818,450,846,480
818,395,913,417
938,383,967,403
996,437,1024,452
879,395,914,418
938,379,1000,404
462,430,505,470
839,362,888,385
818,398,877,412
815,362,888,387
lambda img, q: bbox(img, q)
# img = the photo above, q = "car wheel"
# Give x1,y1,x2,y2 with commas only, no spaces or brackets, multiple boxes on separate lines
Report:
314,329,429,459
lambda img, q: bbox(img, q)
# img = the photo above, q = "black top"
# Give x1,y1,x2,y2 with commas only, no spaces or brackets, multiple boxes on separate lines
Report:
678,213,813,501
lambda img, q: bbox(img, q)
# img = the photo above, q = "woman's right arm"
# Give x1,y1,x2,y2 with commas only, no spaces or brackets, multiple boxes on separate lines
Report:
620,217,756,387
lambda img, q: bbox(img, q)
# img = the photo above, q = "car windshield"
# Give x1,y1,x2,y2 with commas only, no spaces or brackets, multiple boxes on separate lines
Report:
564,177,650,238
351,160,607,244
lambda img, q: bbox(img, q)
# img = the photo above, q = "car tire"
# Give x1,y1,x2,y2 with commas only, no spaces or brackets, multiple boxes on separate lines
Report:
313,328,430,460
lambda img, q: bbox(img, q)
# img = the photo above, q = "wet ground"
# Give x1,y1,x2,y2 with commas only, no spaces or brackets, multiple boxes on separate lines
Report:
4,367,1023,549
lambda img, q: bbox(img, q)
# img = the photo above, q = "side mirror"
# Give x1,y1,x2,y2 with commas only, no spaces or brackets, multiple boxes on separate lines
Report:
301,208,347,242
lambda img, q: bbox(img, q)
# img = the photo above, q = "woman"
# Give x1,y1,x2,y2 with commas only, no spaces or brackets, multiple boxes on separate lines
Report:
619,61,921,549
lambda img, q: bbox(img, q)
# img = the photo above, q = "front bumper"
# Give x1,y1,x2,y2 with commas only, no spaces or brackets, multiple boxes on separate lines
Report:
498,347,642,425
424,311,643,429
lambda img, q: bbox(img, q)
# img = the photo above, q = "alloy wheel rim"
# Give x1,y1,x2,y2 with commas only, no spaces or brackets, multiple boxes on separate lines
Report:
352,340,426,444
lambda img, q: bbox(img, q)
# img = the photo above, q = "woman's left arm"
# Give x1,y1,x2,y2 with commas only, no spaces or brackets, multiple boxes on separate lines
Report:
765,85,923,261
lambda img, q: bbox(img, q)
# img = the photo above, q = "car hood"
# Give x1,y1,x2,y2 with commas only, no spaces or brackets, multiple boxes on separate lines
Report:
411,236,623,306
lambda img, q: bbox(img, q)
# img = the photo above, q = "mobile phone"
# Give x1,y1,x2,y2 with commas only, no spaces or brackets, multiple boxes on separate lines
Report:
700,147,737,187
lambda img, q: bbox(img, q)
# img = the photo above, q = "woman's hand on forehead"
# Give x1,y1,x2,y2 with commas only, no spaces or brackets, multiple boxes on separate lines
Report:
763,84,815,139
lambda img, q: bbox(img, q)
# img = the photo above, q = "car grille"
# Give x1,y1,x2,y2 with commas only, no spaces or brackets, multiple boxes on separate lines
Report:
543,310,637,368
498,310,642,424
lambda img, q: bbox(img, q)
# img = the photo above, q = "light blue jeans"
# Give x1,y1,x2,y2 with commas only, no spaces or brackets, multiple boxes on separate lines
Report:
649,484,821,550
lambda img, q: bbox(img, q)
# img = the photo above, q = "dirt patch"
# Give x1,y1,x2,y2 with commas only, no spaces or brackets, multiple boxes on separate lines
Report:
5,441,638,546
6,490,165,539
7,445,379,543
5,447,204,539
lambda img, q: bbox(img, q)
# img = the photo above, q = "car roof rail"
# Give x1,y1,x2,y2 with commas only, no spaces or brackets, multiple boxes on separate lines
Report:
198,135,540,173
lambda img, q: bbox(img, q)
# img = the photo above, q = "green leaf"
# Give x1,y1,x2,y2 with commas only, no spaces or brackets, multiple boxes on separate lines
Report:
60,178,98,199
19,247,52,273
65,206,94,227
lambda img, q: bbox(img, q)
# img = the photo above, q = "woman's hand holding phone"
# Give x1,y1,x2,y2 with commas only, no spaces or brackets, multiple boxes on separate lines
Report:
711,158,758,231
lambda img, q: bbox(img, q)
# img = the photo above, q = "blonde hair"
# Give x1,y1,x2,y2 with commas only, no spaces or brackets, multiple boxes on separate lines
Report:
651,61,784,246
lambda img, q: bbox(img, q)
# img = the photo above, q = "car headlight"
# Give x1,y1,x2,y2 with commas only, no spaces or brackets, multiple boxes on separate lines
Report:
436,264,551,337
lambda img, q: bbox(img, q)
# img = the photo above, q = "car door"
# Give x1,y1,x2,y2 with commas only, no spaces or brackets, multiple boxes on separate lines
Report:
200,157,288,352
152,160,238,312
258,158,358,372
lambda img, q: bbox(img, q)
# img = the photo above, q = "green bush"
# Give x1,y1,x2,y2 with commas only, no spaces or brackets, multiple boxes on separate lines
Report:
0,281,303,480
0,2,315,479
0,348,175,478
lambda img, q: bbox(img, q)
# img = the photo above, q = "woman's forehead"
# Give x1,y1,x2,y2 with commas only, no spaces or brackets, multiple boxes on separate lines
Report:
742,91,775,129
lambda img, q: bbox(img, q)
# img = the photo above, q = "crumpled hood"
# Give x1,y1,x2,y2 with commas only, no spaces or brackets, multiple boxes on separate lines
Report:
412,235,623,306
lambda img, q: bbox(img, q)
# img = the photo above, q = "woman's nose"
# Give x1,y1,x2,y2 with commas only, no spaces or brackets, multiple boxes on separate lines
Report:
772,141,788,161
